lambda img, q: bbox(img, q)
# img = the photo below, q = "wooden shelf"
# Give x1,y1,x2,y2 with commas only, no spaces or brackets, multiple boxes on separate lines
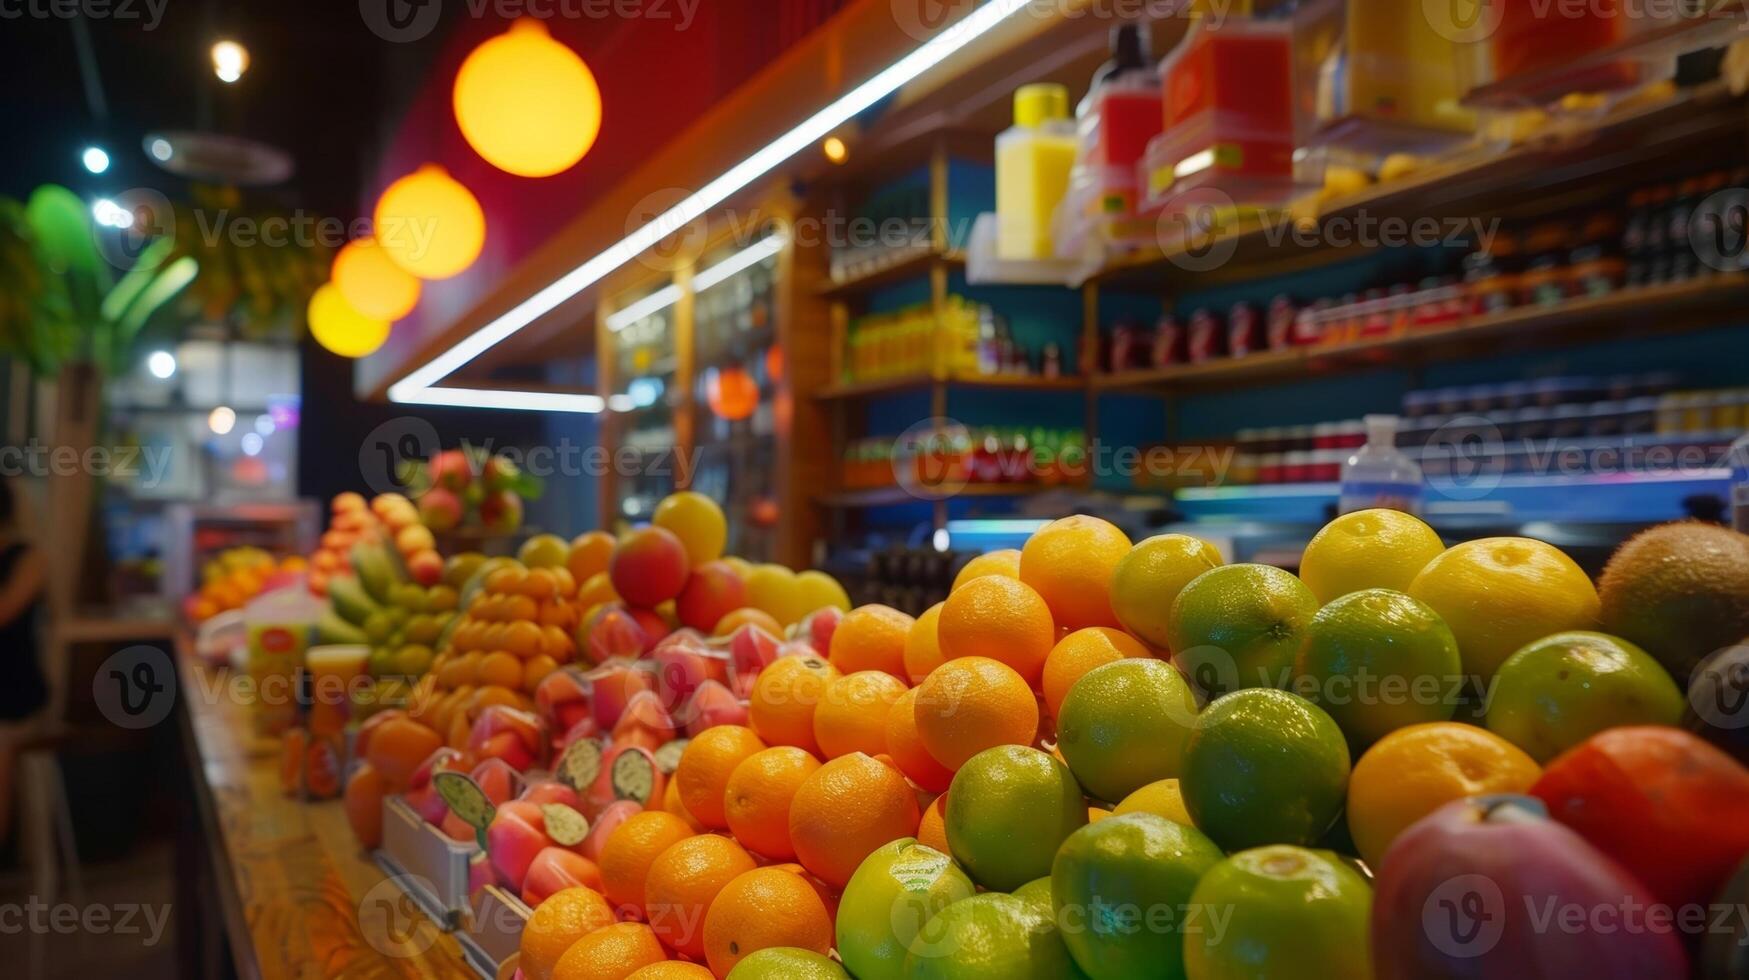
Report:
1090,82,1746,292
816,373,1086,401
817,482,1077,508
1093,277,1749,395
817,249,965,298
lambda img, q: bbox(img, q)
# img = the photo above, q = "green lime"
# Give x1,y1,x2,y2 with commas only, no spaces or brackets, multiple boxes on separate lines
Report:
392,643,434,677
837,839,975,980
1111,534,1225,648
390,583,428,612
1049,812,1217,980
1013,878,1089,979
946,746,1087,892
1293,589,1463,747
1181,689,1350,851
1049,813,1224,980
1057,659,1199,803
1183,846,1372,980
903,892,1073,980
727,946,850,979
1485,631,1685,762
1168,564,1319,698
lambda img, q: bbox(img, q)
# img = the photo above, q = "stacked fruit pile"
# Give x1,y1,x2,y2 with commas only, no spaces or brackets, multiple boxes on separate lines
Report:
412,447,535,536
500,511,1749,980
183,546,304,623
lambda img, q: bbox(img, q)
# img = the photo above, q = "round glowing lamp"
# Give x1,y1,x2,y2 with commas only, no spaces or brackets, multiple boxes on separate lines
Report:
308,283,390,358
706,366,760,422
453,19,602,178
332,237,422,320
373,165,486,280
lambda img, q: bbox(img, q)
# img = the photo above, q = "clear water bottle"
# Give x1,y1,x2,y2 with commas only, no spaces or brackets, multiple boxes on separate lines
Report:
1339,414,1425,515
1731,432,1749,534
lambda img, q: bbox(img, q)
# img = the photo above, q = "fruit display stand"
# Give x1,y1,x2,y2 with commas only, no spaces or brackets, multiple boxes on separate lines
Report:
374,796,480,926
174,645,472,980
456,885,529,978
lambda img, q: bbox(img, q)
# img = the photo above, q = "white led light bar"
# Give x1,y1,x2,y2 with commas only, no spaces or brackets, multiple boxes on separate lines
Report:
605,283,684,333
392,385,607,414
388,0,1032,410
693,233,786,292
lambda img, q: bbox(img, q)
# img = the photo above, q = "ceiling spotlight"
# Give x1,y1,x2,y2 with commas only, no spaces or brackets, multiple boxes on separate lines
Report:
92,198,133,229
822,136,849,165
208,406,236,435
148,138,172,162
211,40,249,83
81,146,110,174
146,350,176,379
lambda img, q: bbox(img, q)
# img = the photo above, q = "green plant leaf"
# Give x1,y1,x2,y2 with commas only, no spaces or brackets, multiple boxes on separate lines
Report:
115,255,198,349
25,185,111,327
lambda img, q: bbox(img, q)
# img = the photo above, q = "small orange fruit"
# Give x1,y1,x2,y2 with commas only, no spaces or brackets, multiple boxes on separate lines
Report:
477,650,524,689
748,654,839,755
625,963,713,980
714,607,785,638
675,726,768,830
551,922,666,980
902,602,948,685
702,866,835,976
952,549,1022,591
662,775,707,832
724,746,822,861
828,604,914,680
642,834,757,958
1020,515,1132,631
520,886,616,980
917,793,950,852
599,811,696,913
1041,627,1153,720
578,571,619,610
886,687,954,793
813,671,909,760
788,752,922,888
568,531,617,583
938,575,1056,685
913,657,1039,770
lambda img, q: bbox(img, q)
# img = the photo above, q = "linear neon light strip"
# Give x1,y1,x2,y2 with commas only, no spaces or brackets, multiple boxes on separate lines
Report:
692,233,786,292
388,0,1032,411
605,284,684,332
392,386,607,414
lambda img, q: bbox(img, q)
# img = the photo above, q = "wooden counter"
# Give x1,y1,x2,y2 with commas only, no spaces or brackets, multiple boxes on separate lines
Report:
175,649,473,980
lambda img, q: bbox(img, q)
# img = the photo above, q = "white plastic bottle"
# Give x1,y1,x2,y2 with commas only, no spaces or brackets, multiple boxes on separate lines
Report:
1731,431,1749,533
1339,414,1425,515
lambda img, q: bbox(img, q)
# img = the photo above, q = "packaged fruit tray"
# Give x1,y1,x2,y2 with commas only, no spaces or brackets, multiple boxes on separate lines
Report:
374,796,480,927
457,884,528,980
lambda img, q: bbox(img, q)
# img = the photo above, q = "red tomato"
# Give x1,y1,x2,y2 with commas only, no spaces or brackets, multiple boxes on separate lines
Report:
1532,726,1749,910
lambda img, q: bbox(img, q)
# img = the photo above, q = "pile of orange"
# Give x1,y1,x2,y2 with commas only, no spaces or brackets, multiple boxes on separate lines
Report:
407,558,582,749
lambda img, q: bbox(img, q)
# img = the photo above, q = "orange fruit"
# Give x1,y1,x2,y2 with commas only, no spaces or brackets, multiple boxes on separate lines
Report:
478,650,524,688
642,834,757,958
599,811,697,913
748,654,839,755
520,886,617,980
885,687,954,793
675,726,768,830
1346,721,1542,867
813,671,909,760
568,531,617,584
938,575,1056,685
724,746,822,861
1019,515,1132,631
903,602,949,685
788,752,922,888
551,922,666,980
1041,627,1153,720
714,606,786,638
828,605,914,680
917,793,950,852
625,964,713,980
662,775,707,832
702,866,835,976
913,656,1040,770
952,549,1022,591
578,571,619,610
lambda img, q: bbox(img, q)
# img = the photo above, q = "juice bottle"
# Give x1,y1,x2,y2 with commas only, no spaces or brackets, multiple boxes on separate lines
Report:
1342,0,1476,135
1338,415,1426,515
1071,24,1163,242
997,84,1078,260
1149,17,1296,205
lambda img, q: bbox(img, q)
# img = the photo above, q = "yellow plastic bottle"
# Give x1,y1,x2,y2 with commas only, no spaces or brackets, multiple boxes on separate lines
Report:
1343,0,1475,135
997,83,1078,261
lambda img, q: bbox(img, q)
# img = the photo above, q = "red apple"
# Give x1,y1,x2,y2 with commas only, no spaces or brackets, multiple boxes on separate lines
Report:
1372,794,1687,979
676,561,748,633
480,488,523,535
418,487,463,533
407,549,443,587
429,449,472,492
609,527,690,607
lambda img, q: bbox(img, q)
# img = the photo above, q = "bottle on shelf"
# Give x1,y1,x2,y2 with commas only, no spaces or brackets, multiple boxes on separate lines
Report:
1339,414,1425,515
997,83,1078,261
